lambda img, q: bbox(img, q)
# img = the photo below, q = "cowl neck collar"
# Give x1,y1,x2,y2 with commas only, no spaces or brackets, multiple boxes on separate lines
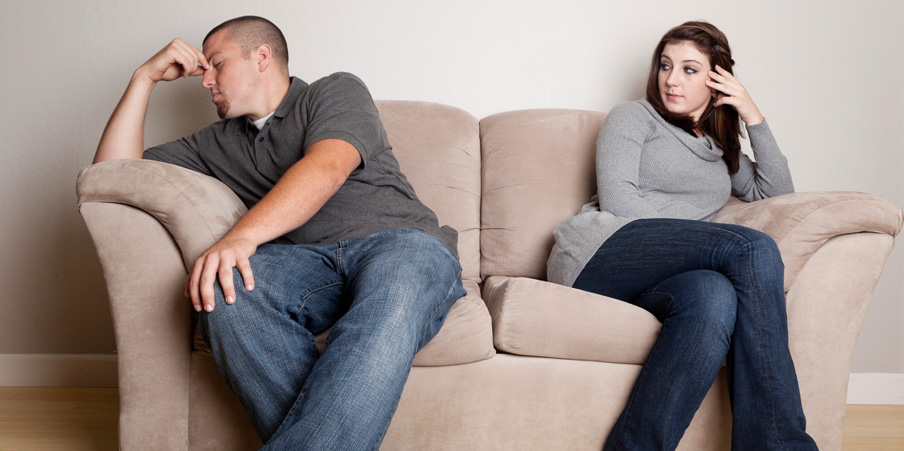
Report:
639,99,723,162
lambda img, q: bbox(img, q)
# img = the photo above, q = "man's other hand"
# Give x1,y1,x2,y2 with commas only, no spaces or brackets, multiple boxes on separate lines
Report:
186,234,257,313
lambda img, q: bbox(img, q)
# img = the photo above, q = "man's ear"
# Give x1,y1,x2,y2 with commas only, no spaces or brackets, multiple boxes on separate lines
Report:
255,44,272,73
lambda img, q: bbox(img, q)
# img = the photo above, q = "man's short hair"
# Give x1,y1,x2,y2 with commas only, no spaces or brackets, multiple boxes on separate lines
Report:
205,16,289,75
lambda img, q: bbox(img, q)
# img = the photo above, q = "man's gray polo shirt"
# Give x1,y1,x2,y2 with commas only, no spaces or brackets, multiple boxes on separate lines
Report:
144,73,458,257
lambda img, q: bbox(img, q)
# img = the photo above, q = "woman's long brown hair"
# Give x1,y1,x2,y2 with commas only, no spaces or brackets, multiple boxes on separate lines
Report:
645,21,742,174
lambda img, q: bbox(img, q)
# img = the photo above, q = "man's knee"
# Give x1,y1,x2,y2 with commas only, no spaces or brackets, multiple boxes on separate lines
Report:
357,231,462,305
376,228,457,267
199,268,268,340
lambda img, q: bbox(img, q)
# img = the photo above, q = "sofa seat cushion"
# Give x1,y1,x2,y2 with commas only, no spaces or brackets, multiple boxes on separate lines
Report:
194,281,495,367
482,276,661,364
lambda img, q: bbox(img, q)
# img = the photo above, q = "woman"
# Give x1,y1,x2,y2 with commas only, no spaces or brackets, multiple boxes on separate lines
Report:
547,22,818,450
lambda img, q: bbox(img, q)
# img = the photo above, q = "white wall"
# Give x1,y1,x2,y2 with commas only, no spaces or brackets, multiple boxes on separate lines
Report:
1,0,901,377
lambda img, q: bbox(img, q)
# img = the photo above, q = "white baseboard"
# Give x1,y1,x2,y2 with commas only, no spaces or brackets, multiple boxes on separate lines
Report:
847,373,904,405
0,354,118,387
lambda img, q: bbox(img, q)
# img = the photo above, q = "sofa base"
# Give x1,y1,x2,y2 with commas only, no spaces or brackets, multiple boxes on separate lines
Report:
187,352,732,450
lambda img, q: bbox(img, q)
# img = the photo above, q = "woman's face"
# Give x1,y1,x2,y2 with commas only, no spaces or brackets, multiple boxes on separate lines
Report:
658,41,713,122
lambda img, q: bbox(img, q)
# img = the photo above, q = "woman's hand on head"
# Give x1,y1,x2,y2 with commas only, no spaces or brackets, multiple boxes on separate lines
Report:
706,65,765,126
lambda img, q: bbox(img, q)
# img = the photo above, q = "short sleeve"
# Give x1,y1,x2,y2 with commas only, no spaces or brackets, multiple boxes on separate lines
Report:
143,130,213,176
300,73,386,165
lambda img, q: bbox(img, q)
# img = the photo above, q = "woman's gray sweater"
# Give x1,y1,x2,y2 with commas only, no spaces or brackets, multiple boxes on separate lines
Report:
546,100,793,287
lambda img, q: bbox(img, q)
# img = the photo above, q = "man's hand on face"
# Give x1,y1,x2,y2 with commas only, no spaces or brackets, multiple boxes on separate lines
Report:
138,38,209,84
186,235,257,313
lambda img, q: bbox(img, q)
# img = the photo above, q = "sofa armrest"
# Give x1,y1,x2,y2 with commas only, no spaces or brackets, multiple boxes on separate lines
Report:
713,191,903,290
77,159,247,270
77,159,248,450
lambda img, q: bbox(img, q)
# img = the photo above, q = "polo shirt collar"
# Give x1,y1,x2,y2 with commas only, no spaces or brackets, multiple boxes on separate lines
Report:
274,76,309,119
232,76,309,135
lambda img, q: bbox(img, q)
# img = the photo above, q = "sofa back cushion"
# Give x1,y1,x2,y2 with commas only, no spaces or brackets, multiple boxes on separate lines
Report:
376,101,481,284
480,109,607,280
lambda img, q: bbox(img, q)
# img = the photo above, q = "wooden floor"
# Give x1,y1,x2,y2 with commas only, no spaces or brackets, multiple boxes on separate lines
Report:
842,404,904,450
0,387,118,451
0,387,902,450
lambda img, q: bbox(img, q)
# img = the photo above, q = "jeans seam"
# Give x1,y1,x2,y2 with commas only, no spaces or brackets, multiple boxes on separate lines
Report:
336,244,345,278
613,345,658,450
267,337,321,445
268,282,343,444
610,290,676,450
739,238,783,446
421,269,464,343
714,231,784,446
292,281,344,316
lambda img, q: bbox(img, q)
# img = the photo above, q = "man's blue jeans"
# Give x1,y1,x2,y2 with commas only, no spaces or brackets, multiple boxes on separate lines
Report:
573,219,817,451
198,227,465,450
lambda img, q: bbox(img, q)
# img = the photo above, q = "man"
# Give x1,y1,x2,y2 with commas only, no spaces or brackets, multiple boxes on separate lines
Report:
94,16,464,450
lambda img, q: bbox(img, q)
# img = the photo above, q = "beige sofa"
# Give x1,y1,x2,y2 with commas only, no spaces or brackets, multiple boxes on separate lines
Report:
77,101,903,450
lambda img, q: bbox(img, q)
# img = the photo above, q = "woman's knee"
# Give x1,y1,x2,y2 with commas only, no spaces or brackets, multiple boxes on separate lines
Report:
657,270,737,332
719,225,784,270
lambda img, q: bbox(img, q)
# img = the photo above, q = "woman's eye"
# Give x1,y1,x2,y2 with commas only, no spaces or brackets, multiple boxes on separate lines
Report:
684,67,697,74
660,63,671,71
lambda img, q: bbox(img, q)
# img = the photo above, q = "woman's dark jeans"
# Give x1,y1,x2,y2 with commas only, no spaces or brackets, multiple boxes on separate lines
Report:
573,219,817,451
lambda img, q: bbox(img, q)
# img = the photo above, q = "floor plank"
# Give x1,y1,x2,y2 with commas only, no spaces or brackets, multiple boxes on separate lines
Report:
842,404,904,450
1,387,902,450
0,387,118,451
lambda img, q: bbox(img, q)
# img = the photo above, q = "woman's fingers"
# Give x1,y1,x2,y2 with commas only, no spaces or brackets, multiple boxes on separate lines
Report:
706,65,764,125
